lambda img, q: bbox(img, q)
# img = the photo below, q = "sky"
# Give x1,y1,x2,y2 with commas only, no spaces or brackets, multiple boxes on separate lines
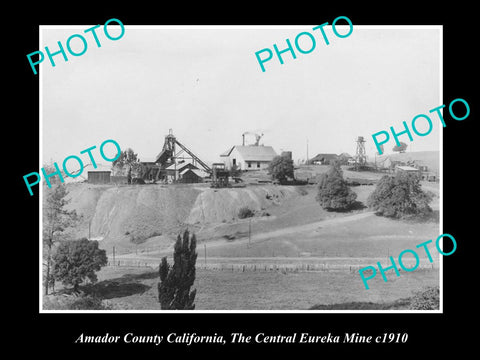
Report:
40,25,441,167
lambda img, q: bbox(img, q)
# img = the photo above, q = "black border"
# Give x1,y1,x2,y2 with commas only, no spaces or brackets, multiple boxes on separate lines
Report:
14,3,475,355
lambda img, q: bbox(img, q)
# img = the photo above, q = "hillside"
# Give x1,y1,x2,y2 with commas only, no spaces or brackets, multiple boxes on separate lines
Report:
62,183,295,252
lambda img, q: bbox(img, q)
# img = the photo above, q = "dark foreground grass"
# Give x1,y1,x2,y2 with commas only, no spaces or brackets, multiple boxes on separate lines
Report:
44,266,439,311
310,299,411,310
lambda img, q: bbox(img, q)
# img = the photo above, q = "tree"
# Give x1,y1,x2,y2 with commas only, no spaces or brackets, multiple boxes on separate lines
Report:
367,171,432,219
158,230,197,310
52,238,108,292
112,148,142,183
43,183,79,295
392,142,408,153
316,162,357,211
268,155,294,183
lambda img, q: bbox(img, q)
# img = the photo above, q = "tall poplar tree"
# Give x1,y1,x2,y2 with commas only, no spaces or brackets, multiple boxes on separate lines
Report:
158,230,197,310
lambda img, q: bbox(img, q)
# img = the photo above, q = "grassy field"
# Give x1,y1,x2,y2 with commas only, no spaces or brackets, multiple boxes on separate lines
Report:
67,265,439,310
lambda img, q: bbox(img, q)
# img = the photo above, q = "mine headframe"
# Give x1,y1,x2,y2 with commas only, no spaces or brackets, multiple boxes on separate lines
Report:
155,129,212,171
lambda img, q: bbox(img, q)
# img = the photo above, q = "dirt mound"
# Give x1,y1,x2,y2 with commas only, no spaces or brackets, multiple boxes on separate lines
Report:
63,184,201,248
61,184,296,251
89,185,200,244
186,186,295,224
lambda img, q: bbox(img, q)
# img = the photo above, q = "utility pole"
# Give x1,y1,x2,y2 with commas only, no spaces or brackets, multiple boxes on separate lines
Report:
248,218,251,248
113,246,116,267
306,138,309,164
204,243,207,269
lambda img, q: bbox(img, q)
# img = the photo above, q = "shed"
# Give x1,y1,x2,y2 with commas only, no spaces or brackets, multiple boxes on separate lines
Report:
180,168,206,183
395,165,420,173
88,171,111,184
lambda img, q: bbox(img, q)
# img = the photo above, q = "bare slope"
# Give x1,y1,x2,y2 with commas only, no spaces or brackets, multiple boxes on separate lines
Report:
63,183,296,251
64,184,201,249
187,186,295,224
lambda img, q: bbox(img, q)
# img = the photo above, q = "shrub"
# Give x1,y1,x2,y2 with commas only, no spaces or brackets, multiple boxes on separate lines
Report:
316,163,357,211
367,172,432,219
238,206,255,219
408,286,439,310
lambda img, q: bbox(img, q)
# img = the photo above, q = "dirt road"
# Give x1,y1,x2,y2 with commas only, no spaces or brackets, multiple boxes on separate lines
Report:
116,211,376,260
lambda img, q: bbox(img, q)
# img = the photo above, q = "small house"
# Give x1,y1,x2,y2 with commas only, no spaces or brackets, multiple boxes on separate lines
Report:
220,145,277,171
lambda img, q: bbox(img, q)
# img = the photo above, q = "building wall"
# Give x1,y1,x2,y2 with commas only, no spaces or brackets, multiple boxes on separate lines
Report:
181,171,202,183
222,148,272,171
88,171,111,184
244,160,271,171
224,147,244,170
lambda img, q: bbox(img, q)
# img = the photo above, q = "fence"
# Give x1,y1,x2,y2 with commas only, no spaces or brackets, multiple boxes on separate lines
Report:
105,259,439,273
195,262,438,273
106,260,156,268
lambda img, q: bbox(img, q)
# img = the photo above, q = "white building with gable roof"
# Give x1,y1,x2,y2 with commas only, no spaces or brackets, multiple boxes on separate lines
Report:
220,145,278,171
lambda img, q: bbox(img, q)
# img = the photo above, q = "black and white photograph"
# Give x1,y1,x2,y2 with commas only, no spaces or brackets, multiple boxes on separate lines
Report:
39,25,442,312
12,4,476,354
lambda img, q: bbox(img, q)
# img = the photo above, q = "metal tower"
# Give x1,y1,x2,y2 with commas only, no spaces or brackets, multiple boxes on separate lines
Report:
355,136,366,167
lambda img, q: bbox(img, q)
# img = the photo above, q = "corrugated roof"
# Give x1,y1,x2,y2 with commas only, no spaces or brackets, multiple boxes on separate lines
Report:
221,145,277,161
